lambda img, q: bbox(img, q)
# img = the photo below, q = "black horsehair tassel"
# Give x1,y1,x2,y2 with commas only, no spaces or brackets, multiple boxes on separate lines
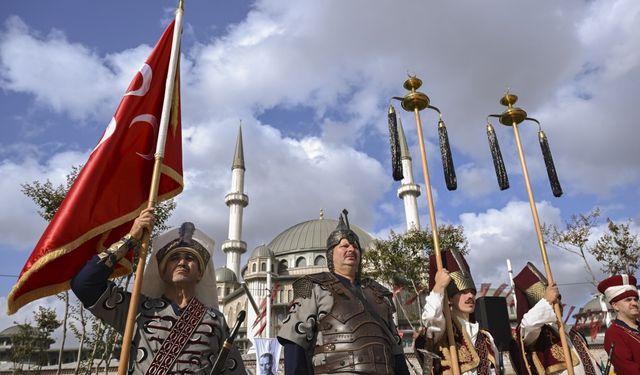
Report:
387,105,404,181
438,120,457,191
538,130,563,197
486,123,509,190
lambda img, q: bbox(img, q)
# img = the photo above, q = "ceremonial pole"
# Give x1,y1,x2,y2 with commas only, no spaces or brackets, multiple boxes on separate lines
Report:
117,2,184,374
506,259,517,312
390,75,460,375
485,92,573,375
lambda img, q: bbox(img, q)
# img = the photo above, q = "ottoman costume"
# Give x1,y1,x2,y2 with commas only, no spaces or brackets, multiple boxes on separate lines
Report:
71,222,246,374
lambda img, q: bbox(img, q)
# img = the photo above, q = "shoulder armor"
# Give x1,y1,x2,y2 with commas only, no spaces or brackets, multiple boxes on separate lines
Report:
292,272,338,300
362,277,392,298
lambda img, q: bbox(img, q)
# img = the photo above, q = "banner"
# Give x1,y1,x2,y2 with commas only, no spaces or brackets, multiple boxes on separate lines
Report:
255,338,281,375
7,21,183,314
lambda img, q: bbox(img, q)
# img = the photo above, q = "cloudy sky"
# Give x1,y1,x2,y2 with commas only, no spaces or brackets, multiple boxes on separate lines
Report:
1,0,639,332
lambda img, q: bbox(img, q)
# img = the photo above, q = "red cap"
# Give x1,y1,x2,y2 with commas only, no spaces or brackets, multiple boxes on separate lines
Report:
597,275,638,303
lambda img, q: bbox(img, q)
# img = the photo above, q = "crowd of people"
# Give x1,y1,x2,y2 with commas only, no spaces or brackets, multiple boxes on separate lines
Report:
71,208,639,374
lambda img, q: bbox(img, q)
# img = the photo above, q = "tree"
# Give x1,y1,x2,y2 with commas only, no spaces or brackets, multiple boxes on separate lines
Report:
543,208,601,288
363,224,469,288
591,218,640,275
362,225,469,328
10,307,61,373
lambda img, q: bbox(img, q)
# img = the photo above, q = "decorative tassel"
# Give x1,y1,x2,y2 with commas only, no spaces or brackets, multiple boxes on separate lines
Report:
538,130,563,197
438,120,457,191
486,123,509,190
388,105,404,181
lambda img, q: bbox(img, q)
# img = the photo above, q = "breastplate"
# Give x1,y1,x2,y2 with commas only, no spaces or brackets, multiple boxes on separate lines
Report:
312,280,395,375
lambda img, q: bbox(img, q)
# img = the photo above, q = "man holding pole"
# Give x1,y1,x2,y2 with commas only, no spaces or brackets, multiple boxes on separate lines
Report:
419,248,498,375
71,209,246,374
277,210,409,375
598,274,640,375
512,263,601,375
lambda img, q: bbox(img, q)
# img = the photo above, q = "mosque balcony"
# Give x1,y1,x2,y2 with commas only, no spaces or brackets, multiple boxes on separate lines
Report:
225,192,249,207
397,183,421,199
222,239,247,254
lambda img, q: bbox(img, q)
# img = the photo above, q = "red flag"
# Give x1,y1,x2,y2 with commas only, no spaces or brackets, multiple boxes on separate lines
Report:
254,320,267,336
7,21,183,315
492,283,508,297
252,298,268,328
563,305,576,324
480,283,491,297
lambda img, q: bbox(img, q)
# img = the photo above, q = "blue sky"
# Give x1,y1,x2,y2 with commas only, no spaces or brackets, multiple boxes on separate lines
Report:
1,0,639,329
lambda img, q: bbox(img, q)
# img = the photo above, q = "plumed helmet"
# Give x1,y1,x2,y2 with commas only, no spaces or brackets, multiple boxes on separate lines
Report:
326,209,362,278
428,248,476,298
513,262,548,322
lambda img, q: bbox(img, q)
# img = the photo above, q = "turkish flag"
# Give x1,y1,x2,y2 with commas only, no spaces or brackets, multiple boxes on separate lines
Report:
7,21,183,314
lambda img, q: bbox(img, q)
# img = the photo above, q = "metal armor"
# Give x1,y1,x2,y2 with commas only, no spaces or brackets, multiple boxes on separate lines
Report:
306,273,399,375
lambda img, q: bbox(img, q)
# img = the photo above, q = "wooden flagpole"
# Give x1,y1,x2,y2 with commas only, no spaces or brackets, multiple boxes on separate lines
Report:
117,1,184,374
394,75,461,375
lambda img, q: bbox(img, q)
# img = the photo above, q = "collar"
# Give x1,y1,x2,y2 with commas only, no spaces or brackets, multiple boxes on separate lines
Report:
614,318,640,333
334,272,360,289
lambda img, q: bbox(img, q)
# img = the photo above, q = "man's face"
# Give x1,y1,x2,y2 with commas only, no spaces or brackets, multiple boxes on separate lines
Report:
452,289,476,315
259,355,272,373
161,250,202,285
612,295,639,321
332,238,360,273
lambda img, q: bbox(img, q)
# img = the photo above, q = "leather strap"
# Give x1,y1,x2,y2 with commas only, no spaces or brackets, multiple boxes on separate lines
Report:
145,297,207,375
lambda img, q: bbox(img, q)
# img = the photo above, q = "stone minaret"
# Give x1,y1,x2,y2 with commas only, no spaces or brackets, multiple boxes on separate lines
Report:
222,127,248,278
396,118,421,231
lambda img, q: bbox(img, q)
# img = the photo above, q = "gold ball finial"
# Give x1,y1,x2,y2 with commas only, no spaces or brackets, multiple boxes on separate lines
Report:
497,90,527,125
403,75,423,91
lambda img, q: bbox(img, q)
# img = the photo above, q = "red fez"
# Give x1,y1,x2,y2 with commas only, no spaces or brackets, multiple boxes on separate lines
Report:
597,275,638,304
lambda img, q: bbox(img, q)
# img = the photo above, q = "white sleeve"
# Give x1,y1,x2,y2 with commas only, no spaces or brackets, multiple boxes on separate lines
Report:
520,298,557,345
421,291,446,341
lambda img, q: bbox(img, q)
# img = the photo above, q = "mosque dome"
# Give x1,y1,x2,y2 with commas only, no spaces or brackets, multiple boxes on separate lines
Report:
215,266,238,283
268,219,373,256
249,244,273,259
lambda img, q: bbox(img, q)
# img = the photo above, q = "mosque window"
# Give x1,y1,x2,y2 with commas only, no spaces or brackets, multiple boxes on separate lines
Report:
279,260,288,273
225,287,230,295
252,263,256,272
296,257,307,267
314,255,326,266
288,290,293,301
217,287,221,296
260,262,266,271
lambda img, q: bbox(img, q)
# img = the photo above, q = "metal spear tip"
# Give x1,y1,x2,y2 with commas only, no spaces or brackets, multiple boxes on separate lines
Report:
403,75,423,91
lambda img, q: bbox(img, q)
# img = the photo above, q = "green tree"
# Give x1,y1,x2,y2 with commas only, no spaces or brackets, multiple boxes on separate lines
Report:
591,218,640,275
363,224,469,288
10,307,61,373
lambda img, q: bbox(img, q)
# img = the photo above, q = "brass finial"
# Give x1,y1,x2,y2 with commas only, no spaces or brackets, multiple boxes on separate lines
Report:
497,90,527,126
400,75,430,112
319,208,324,220
178,0,185,11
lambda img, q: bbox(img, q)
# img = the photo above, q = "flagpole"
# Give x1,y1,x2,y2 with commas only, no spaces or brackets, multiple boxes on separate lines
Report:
266,255,272,338
507,259,516,313
117,2,184,374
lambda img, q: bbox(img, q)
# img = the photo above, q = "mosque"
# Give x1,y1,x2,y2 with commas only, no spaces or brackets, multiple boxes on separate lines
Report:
214,121,423,353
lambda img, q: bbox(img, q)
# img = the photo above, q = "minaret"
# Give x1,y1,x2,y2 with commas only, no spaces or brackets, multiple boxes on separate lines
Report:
396,117,421,231
222,127,248,278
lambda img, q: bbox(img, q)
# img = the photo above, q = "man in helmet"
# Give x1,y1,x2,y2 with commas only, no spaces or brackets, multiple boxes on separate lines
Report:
598,274,640,375
71,208,246,374
419,248,499,375
512,262,601,375
277,210,410,375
